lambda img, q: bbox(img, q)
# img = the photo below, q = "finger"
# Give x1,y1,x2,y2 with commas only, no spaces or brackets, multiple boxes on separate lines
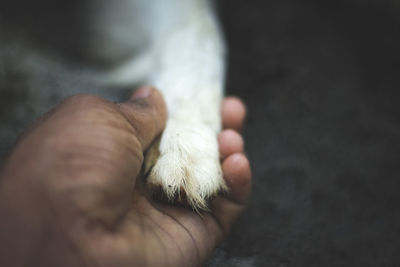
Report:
218,129,244,160
118,86,167,151
31,89,165,228
222,153,251,204
209,153,251,237
222,97,246,131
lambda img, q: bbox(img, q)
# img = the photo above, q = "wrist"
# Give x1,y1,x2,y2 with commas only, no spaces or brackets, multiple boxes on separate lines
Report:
0,164,49,266
0,147,90,267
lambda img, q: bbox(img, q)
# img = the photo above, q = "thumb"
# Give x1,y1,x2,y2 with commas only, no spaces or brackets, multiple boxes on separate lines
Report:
118,86,167,151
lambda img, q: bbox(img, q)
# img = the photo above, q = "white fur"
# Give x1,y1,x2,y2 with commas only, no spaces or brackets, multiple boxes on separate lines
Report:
96,0,226,209
146,120,227,210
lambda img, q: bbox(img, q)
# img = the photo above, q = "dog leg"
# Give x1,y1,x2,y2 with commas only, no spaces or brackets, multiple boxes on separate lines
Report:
144,0,226,210
109,0,226,210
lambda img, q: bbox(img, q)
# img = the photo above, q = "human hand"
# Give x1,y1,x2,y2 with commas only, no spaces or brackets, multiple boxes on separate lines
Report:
0,87,251,267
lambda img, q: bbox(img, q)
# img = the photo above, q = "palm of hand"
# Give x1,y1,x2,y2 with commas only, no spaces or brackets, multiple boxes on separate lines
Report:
96,186,229,267
0,90,249,267
74,94,248,267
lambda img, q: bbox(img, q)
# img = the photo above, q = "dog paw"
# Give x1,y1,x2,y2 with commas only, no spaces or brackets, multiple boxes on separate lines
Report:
144,120,227,210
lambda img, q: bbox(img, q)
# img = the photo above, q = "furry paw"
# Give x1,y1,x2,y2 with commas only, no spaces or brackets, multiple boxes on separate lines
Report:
144,120,227,210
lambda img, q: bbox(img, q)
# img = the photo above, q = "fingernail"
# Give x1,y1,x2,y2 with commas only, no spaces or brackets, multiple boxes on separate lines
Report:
132,86,153,100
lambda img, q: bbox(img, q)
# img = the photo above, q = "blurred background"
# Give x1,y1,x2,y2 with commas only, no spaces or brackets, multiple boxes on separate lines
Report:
207,0,400,266
1,0,400,266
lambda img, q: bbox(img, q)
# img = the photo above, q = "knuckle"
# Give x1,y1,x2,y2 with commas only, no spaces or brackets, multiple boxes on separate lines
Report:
61,94,116,119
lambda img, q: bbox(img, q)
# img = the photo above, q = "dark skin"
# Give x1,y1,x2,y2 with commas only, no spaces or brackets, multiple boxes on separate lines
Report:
0,86,251,267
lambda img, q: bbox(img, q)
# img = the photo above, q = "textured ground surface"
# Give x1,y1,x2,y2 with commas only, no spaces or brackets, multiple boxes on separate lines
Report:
1,1,400,266
207,0,400,266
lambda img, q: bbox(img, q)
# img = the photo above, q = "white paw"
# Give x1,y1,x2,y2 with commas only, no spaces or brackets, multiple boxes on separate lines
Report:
144,120,227,210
